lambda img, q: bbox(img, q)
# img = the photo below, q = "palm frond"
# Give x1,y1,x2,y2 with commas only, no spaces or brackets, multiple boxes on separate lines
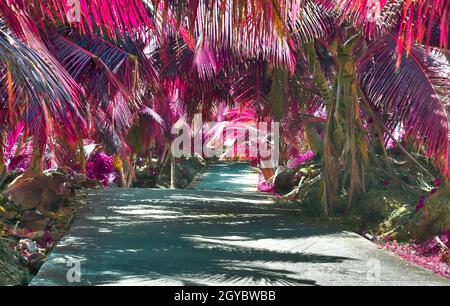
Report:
46,30,134,105
290,0,335,44
358,34,450,176
9,0,153,39
328,0,448,67
0,19,86,143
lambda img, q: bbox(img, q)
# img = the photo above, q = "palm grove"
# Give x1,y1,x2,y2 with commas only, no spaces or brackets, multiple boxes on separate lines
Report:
0,1,448,223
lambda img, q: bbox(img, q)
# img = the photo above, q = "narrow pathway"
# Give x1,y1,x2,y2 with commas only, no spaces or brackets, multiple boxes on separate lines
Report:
189,162,259,192
31,163,448,285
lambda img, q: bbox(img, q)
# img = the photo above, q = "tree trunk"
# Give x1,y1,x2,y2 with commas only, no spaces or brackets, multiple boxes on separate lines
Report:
307,35,368,215
30,139,44,172
156,144,169,186
78,139,86,175
123,154,136,188
170,152,176,189
325,35,368,213
306,43,335,215
113,154,126,187
0,130,5,173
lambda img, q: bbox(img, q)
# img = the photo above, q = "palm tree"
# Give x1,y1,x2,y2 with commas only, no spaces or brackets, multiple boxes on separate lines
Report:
0,1,448,214
1,2,160,182
310,0,449,213
0,18,86,172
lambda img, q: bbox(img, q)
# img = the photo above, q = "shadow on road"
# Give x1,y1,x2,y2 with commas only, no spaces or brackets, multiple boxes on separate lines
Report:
33,188,351,286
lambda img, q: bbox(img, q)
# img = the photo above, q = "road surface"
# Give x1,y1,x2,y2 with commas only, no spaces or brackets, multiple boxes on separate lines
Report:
31,163,449,285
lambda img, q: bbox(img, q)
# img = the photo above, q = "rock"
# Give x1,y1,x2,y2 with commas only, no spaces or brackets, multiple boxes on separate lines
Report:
363,233,374,241
27,252,46,262
5,172,74,212
273,167,298,195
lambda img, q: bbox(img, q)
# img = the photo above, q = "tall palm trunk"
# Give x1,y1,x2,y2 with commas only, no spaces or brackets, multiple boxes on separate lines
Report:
305,43,334,215
307,35,368,215
327,35,368,212
156,144,170,186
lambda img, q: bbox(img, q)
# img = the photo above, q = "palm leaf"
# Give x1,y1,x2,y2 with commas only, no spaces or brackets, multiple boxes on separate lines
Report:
358,34,450,176
0,18,86,143
46,30,153,151
45,30,134,106
328,0,448,66
11,0,153,39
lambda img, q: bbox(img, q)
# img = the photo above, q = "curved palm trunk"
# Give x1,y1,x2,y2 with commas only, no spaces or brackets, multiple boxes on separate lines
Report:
307,36,368,215
305,43,333,215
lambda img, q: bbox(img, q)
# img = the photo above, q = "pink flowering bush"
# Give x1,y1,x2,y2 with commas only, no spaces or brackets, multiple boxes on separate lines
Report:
287,150,315,169
86,153,115,185
7,155,31,172
257,173,275,193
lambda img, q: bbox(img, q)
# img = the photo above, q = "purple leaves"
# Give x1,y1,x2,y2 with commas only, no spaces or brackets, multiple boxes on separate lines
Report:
47,31,135,105
86,152,115,185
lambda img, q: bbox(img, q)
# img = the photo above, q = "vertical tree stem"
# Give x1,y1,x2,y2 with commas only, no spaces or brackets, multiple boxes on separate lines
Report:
170,152,176,189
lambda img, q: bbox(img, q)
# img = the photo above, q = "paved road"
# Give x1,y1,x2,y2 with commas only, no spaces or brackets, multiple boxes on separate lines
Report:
189,162,259,192
31,164,449,286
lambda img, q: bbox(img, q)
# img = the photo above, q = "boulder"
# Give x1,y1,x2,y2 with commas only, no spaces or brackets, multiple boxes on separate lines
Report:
273,166,298,195
5,172,74,213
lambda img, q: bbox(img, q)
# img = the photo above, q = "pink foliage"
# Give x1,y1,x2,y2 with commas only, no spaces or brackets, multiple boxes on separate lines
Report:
382,231,450,278
287,150,315,169
3,122,32,172
7,155,30,172
257,173,275,193
416,197,426,212
434,178,442,187
86,153,115,185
